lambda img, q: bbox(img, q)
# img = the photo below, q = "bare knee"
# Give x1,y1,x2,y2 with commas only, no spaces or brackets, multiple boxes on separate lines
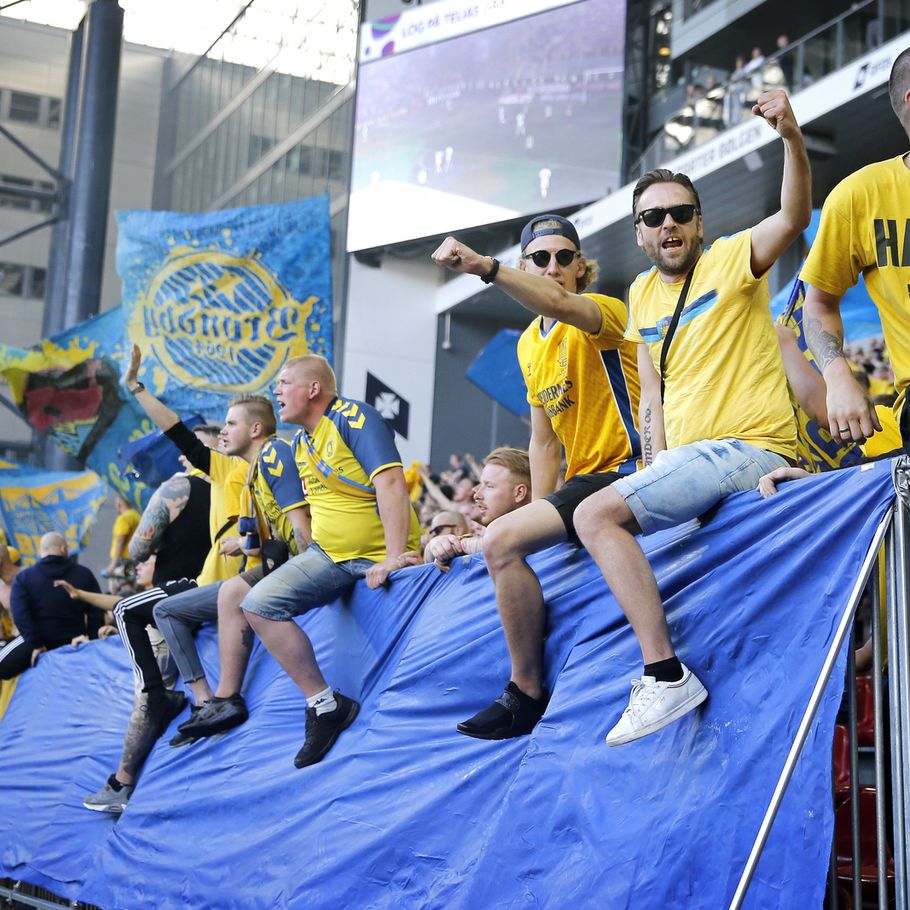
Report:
574,488,630,546
482,518,530,574
218,576,251,616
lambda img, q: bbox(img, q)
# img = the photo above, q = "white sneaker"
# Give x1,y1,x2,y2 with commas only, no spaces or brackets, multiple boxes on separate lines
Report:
606,664,707,747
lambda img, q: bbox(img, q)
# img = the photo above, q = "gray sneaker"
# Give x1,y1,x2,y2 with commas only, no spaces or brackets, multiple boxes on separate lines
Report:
83,774,134,814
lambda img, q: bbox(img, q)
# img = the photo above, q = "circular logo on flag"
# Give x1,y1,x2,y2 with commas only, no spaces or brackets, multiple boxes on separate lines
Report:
129,250,315,393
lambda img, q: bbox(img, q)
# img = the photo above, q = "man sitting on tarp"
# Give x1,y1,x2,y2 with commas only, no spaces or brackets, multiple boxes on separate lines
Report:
122,346,308,746
238,354,421,768
431,213,641,740
573,88,809,746
424,447,531,571
78,455,213,813
0,532,102,679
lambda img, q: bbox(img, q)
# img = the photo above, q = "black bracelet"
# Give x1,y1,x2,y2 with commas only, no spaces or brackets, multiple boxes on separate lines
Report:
480,257,500,284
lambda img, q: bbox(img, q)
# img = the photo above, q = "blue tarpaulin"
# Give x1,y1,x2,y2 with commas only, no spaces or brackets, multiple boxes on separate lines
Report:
0,460,895,909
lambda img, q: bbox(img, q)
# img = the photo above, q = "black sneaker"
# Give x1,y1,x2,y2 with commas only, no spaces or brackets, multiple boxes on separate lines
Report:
146,688,187,738
178,693,248,738
294,693,360,769
456,682,549,740
170,704,204,747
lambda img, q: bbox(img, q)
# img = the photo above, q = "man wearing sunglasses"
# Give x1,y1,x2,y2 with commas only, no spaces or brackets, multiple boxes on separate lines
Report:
573,88,811,746
431,214,641,739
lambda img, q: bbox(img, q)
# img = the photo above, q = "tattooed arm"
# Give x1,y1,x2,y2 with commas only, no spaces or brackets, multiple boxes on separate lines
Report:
128,474,191,562
637,345,665,467
287,506,312,555
803,285,881,442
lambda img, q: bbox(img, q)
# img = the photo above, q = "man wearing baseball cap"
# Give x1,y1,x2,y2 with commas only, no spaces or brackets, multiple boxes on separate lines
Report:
431,214,641,739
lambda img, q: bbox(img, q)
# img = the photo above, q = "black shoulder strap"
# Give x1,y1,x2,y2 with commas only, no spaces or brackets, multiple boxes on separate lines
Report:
659,264,697,403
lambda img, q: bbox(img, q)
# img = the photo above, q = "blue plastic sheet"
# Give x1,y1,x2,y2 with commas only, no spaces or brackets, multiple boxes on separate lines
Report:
0,460,896,909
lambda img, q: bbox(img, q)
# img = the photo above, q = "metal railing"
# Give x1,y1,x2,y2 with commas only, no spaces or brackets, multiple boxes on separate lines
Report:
728,459,910,909
630,0,908,181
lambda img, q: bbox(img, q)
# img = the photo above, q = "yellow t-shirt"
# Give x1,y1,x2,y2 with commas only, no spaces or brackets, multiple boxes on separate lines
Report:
861,405,903,458
196,454,246,586
240,436,307,554
294,397,421,564
800,155,910,424
516,293,641,479
109,508,140,561
627,230,796,458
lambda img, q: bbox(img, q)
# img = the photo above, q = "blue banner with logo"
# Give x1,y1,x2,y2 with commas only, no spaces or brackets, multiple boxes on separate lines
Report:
117,195,333,417
0,459,106,564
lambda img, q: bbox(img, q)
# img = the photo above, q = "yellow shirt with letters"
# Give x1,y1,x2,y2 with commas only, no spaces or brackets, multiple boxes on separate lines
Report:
800,155,910,423
627,230,796,458
517,293,641,479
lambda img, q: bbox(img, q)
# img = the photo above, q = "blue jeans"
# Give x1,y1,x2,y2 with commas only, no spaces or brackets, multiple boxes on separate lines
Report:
241,544,373,622
611,438,789,535
153,582,220,683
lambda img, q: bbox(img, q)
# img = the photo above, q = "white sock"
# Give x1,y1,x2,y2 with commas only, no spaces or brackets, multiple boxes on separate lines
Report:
307,686,337,716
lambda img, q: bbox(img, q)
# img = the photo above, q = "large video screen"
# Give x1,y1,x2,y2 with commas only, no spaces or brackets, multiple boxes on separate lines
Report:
347,0,627,252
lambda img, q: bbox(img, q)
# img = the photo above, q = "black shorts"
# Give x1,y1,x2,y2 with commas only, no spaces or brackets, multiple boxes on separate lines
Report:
543,471,621,544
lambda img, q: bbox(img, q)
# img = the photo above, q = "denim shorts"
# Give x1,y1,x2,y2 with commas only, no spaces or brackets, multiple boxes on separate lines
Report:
611,438,789,535
240,543,374,622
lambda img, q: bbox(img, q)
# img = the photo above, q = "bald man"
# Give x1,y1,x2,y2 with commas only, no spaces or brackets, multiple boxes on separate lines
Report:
0,533,102,678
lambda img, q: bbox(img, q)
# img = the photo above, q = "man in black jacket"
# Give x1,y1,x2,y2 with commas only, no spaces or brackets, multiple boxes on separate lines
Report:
0,532,101,678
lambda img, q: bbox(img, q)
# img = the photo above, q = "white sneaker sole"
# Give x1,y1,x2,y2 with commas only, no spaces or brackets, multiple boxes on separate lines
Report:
606,683,708,747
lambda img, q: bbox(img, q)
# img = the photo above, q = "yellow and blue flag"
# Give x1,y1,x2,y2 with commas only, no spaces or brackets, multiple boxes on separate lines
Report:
0,459,106,565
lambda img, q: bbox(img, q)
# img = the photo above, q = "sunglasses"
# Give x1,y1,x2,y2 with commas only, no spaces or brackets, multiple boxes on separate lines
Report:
429,523,458,537
521,248,579,268
635,204,699,228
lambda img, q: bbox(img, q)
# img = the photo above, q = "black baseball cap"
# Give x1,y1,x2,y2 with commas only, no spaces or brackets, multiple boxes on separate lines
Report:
520,214,581,252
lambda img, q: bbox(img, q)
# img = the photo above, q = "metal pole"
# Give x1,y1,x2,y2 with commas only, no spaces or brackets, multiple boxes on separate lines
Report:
43,18,83,338
888,516,907,909
846,645,861,909
728,508,893,910
61,0,123,329
871,556,889,910
890,472,910,910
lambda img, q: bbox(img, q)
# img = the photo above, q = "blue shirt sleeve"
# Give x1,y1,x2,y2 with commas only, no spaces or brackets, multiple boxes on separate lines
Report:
331,399,403,480
259,438,306,510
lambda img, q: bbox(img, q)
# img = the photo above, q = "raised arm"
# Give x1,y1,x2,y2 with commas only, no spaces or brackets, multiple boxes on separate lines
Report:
128,474,192,562
125,343,180,432
748,90,812,277
125,344,212,473
366,466,413,589
431,237,603,333
637,345,666,466
528,405,562,499
803,285,881,441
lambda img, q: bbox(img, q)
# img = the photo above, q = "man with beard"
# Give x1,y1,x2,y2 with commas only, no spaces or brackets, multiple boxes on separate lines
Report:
573,88,810,746
432,213,641,740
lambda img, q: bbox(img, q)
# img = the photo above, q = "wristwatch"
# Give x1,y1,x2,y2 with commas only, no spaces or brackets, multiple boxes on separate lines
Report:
128,381,145,395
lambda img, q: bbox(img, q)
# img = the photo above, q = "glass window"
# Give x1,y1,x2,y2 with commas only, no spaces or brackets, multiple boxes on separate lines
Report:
30,267,46,299
8,91,41,124
0,262,25,296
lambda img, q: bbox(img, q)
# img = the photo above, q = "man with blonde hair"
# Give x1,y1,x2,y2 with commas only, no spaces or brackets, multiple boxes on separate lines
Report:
425,447,531,571
238,353,421,768
432,213,641,740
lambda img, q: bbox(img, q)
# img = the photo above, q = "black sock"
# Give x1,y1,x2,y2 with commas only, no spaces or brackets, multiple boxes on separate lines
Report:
644,657,683,683
107,774,124,792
